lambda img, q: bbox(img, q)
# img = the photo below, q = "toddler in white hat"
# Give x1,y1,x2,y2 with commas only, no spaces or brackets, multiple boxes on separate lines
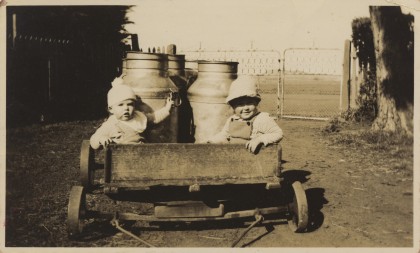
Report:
208,75,283,154
90,77,174,149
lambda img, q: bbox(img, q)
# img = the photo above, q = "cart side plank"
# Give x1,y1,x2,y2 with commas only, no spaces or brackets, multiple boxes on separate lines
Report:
106,143,281,184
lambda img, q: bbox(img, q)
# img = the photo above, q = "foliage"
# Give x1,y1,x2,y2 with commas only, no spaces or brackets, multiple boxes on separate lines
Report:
351,17,376,71
342,70,377,122
7,6,134,127
348,17,377,123
322,117,343,133
9,6,133,43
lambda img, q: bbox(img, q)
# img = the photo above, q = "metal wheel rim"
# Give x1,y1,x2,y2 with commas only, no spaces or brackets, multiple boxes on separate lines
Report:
287,181,308,232
67,186,86,238
80,140,94,188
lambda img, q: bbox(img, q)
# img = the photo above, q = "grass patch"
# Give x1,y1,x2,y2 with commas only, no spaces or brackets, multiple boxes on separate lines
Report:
331,129,413,151
323,119,413,177
6,120,104,246
358,130,413,146
323,118,413,154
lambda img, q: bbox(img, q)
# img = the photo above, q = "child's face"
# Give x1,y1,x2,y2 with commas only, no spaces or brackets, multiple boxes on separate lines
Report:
231,97,259,120
109,99,135,121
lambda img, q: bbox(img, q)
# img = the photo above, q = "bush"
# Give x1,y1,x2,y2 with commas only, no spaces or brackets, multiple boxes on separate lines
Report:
322,116,346,133
347,17,378,123
342,71,377,122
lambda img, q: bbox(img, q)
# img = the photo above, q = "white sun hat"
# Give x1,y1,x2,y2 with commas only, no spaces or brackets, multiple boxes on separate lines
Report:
225,75,261,104
107,78,136,107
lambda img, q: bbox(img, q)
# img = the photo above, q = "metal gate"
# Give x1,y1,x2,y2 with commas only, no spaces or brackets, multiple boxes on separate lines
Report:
180,49,282,117
281,48,342,120
180,48,343,120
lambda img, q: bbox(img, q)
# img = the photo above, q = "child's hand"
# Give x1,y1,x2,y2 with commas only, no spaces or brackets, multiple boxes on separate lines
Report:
245,139,263,154
99,137,113,148
110,132,123,143
165,95,175,110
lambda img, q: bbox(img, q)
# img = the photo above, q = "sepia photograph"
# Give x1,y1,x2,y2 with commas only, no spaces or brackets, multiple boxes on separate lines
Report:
1,0,418,250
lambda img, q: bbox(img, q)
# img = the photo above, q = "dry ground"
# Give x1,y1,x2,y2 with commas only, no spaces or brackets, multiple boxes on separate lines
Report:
3,118,414,248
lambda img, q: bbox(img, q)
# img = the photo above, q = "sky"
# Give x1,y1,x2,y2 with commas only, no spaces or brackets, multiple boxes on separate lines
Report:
123,0,415,52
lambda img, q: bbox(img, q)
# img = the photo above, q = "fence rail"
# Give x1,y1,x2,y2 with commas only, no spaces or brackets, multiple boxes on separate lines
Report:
180,50,281,75
181,48,344,120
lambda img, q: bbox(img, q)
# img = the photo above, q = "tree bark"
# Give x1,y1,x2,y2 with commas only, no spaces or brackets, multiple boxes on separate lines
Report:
369,6,414,135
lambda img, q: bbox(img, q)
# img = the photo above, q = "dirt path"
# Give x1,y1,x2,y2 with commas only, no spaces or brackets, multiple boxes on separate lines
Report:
273,119,413,247
4,119,414,248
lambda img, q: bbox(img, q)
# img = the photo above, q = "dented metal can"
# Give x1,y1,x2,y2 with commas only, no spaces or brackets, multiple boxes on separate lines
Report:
187,61,238,143
122,52,179,143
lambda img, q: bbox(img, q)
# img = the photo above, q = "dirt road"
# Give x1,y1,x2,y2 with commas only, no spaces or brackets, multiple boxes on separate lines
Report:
4,119,414,248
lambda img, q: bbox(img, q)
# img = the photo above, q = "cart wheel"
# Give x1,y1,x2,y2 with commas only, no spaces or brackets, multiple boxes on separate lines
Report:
80,140,94,189
287,181,308,233
67,186,87,239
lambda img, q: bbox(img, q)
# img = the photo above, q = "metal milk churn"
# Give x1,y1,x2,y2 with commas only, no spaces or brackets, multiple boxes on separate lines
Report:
187,61,238,143
167,54,194,143
122,52,179,143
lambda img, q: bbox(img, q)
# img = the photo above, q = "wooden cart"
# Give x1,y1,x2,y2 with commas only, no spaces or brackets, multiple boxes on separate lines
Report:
68,140,308,240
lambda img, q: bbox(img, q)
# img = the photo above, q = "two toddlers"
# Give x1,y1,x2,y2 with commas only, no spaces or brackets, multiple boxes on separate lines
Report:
90,75,282,154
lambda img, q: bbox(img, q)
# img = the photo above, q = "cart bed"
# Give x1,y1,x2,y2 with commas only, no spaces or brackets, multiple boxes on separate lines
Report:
103,143,282,188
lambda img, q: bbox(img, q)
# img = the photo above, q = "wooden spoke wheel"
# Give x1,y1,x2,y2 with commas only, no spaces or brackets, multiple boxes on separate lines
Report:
67,186,87,239
287,181,308,233
80,140,94,189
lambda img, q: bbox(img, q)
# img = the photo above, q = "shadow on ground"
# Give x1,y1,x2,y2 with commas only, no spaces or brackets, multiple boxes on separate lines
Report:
305,187,328,232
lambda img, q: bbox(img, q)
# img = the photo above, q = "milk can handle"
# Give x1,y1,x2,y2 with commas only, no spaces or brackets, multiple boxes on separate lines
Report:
169,89,182,107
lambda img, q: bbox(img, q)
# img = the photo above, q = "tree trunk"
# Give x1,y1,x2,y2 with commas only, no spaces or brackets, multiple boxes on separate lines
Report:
369,6,414,135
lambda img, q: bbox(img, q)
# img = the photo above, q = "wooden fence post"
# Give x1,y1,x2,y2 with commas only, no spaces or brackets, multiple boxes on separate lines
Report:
341,39,351,111
350,43,358,109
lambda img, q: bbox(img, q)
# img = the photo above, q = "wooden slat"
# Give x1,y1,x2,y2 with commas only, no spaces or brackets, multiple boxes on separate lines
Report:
106,178,279,188
107,143,280,184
